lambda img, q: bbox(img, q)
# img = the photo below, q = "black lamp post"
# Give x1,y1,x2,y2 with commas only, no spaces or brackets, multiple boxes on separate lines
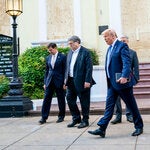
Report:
0,0,33,117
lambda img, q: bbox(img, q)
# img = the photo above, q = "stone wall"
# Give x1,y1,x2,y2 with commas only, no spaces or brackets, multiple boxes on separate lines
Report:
0,0,10,35
46,0,74,40
121,0,150,62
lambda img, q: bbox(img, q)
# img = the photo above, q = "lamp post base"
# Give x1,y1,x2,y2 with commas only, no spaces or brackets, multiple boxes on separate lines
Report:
0,95,33,117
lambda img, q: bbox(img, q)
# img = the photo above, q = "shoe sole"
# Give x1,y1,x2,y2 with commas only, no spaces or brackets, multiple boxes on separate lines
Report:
88,131,105,138
77,125,89,129
111,121,121,124
39,122,46,125
131,131,143,136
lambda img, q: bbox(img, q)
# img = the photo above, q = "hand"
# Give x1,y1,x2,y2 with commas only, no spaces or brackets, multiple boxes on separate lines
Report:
43,85,46,90
117,77,128,84
84,82,91,88
63,84,67,90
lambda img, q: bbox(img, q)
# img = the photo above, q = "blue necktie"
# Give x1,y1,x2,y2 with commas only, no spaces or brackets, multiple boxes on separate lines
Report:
106,45,112,78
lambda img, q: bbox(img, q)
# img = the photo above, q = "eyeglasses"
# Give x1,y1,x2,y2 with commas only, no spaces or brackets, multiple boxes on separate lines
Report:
68,42,74,45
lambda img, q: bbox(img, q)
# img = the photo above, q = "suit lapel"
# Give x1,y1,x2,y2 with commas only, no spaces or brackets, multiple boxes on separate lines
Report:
54,53,60,68
48,55,53,68
109,41,119,62
67,50,73,65
74,47,82,68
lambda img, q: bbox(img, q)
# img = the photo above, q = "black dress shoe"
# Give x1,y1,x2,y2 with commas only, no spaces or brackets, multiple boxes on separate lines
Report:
88,128,105,138
39,118,46,124
56,117,64,123
127,116,133,123
131,128,143,136
77,122,89,129
67,120,81,127
111,118,121,124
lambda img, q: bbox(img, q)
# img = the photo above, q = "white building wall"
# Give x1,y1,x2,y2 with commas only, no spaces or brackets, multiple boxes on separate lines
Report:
38,0,47,41
109,0,122,37
73,0,82,38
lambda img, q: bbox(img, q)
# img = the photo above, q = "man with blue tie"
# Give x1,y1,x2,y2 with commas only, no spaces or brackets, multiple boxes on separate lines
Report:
88,29,143,138
39,43,66,124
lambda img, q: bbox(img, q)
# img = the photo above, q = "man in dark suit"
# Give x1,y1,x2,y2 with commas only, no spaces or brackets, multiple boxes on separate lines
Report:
39,43,66,124
88,29,143,137
111,35,140,124
64,35,95,128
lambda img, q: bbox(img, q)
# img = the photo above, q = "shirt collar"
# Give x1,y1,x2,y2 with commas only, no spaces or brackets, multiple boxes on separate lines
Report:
52,51,58,57
111,39,118,48
72,46,81,53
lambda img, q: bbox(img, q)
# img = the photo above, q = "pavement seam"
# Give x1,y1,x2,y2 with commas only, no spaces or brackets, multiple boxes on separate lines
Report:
65,116,99,150
1,124,46,150
134,137,138,150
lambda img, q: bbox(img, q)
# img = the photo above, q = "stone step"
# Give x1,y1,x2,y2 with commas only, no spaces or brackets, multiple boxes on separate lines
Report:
134,92,150,99
139,62,150,68
136,79,150,85
134,85,150,92
139,68,150,73
134,91,150,95
29,99,150,116
139,73,150,79
133,63,150,99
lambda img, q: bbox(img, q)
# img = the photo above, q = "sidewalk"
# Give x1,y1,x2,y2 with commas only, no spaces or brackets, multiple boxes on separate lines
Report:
0,115,150,150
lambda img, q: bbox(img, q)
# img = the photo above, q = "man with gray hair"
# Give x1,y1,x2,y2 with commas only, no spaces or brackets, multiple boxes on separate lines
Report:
64,35,95,128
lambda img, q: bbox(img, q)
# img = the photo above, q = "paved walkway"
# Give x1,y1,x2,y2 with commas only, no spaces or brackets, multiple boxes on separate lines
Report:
0,115,150,150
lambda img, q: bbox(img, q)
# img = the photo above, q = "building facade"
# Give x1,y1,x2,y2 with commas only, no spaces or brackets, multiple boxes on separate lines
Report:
0,0,150,64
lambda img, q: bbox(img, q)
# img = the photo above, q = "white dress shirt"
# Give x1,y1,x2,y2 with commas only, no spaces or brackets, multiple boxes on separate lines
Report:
69,47,80,77
51,52,58,68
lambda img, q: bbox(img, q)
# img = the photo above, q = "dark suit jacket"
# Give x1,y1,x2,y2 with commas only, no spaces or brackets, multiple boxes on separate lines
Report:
44,52,66,88
106,40,136,90
129,49,139,82
65,46,95,93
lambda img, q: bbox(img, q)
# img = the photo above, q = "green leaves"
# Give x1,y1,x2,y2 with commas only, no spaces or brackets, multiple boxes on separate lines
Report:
18,46,48,99
0,75,9,98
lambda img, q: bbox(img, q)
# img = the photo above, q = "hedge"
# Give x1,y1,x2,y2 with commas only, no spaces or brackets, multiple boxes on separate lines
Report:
0,75,9,98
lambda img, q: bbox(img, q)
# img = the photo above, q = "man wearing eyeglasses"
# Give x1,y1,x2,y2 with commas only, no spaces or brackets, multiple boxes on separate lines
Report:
64,35,95,129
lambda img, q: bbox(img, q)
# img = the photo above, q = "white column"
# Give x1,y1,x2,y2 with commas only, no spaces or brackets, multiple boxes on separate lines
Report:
91,66,107,101
73,0,82,38
109,0,122,37
38,0,47,41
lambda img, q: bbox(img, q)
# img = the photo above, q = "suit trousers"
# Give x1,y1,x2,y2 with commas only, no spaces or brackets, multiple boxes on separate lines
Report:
41,80,66,120
97,81,143,131
66,77,90,122
114,96,132,119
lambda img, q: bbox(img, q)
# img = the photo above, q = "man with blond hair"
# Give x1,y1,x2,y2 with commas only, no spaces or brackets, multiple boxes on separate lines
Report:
88,29,143,138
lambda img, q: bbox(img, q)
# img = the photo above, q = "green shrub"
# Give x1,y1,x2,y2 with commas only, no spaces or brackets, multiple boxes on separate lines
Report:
0,75,9,98
18,46,99,99
89,49,99,65
18,46,48,99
